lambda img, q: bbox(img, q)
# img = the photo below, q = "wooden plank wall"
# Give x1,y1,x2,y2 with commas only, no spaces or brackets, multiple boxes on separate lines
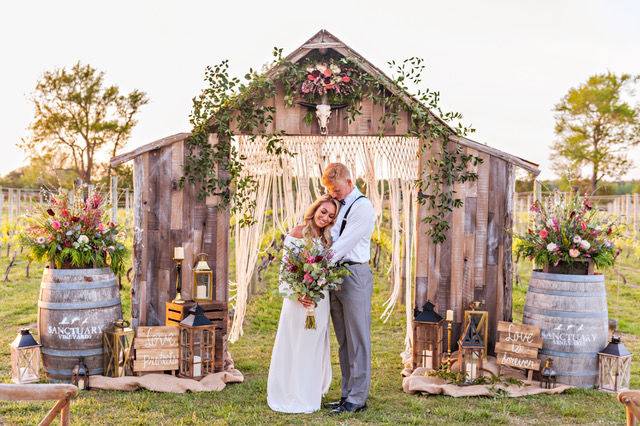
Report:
415,148,514,354
131,136,229,366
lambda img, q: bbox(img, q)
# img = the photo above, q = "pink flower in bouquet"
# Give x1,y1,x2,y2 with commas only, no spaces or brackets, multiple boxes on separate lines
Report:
569,248,580,258
97,222,105,232
307,74,316,81
286,263,297,272
342,75,351,83
552,217,559,231
61,208,69,218
573,235,582,244
323,68,332,77
546,242,558,252
306,255,317,264
539,229,548,239
303,272,314,283
51,220,61,230
581,221,587,231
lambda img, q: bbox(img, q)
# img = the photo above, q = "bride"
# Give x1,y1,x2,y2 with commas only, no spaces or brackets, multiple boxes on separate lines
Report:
267,194,341,413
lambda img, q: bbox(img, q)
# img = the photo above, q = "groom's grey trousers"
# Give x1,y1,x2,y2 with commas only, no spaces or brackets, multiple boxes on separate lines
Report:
330,263,373,406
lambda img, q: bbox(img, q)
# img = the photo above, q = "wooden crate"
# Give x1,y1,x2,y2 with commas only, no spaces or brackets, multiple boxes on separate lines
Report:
165,301,227,372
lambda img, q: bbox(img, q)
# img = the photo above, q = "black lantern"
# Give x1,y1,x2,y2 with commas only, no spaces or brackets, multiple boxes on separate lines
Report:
179,304,216,380
71,357,90,390
10,328,41,384
598,333,632,392
458,320,485,383
412,301,444,371
540,358,557,389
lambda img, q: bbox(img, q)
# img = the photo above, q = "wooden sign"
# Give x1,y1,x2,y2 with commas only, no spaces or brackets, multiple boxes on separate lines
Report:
133,326,179,373
495,321,542,380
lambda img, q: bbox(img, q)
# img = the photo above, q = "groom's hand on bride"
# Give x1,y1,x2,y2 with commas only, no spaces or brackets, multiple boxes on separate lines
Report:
298,296,314,308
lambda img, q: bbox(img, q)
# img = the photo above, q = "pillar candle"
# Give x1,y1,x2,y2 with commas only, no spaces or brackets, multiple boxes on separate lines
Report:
174,247,184,260
446,309,454,321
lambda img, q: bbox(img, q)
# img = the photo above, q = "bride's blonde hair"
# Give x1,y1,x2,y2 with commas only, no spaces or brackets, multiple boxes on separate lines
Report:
302,194,341,246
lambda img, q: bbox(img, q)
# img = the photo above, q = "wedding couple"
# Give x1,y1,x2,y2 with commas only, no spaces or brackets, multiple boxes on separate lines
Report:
267,162,375,414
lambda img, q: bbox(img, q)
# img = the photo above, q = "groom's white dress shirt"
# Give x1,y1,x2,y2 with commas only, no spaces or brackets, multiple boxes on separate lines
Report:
330,186,375,263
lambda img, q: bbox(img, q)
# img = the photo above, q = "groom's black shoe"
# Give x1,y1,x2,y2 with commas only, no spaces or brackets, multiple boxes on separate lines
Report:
330,401,367,414
323,398,346,409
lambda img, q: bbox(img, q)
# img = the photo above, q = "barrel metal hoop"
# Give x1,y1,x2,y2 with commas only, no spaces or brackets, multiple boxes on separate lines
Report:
38,298,121,310
531,270,605,283
45,367,104,375
554,371,598,378
524,306,608,318
41,347,104,357
40,280,117,291
527,286,607,298
540,348,599,357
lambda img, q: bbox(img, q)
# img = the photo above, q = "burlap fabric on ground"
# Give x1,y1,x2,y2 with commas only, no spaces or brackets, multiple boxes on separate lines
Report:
403,356,571,397
89,369,244,393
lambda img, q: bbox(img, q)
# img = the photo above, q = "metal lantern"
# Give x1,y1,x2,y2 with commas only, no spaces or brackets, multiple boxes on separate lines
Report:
71,357,90,390
193,253,214,302
462,301,489,356
10,328,41,384
540,358,557,389
103,319,134,377
458,320,485,383
179,304,216,380
598,333,632,392
412,301,444,371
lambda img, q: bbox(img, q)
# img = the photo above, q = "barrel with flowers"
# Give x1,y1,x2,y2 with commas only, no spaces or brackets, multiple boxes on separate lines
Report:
20,187,127,382
515,193,619,387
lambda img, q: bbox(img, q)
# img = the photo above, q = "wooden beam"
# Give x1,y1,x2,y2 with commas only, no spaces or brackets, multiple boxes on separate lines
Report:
0,384,77,401
110,133,191,167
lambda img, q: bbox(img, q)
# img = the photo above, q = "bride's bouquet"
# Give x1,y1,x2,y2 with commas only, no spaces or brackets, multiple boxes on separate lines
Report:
281,240,350,329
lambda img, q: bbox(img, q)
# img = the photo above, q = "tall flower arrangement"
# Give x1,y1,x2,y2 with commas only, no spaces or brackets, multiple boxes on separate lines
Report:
19,188,127,275
514,193,619,271
300,61,355,99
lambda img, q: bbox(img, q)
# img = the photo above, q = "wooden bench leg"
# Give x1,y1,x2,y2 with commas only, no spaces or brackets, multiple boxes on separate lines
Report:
61,399,70,426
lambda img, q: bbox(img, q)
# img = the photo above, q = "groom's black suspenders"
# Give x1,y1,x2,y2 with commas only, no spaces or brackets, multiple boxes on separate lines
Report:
338,195,366,237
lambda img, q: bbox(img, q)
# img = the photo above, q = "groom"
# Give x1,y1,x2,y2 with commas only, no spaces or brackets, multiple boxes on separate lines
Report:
322,163,375,414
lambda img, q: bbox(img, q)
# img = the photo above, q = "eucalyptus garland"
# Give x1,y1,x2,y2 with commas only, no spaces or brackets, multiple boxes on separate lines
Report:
182,49,481,243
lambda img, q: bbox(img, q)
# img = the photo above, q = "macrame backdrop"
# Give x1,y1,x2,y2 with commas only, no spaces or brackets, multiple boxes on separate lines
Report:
229,135,419,362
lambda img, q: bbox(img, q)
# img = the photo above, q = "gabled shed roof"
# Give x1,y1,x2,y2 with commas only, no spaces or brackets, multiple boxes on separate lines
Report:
111,30,539,175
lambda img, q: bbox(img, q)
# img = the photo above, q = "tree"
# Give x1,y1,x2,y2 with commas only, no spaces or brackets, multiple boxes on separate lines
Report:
21,62,148,184
551,72,640,192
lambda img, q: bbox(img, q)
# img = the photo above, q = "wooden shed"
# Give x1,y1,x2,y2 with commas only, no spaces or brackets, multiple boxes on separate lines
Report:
111,30,539,357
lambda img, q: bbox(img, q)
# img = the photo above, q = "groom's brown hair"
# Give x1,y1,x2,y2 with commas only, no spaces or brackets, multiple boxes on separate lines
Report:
322,162,351,186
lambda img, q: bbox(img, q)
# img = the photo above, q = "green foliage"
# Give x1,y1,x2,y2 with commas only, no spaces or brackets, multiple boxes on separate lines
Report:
18,186,128,275
21,62,149,185
183,48,480,245
551,72,640,191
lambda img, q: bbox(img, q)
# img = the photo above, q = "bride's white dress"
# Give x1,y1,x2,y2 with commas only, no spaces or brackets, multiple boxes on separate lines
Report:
267,235,332,413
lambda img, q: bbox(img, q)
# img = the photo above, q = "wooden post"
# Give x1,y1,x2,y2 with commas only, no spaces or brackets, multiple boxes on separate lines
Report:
533,179,542,202
0,187,4,229
633,193,638,232
110,175,119,224
7,188,13,224
16,189,21,219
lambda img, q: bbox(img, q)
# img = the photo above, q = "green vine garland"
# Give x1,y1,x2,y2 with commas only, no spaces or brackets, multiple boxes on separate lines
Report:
182,49,481,243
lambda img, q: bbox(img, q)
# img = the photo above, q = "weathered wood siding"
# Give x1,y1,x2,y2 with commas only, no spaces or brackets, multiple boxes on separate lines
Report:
131,135,229,369
415,148,515,354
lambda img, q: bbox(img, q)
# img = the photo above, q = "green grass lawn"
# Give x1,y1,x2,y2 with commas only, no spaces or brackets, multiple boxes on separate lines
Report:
0,249,637,425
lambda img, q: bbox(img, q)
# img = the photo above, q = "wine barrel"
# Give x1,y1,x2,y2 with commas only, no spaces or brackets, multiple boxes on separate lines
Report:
523,270,608,387
38,267,122,382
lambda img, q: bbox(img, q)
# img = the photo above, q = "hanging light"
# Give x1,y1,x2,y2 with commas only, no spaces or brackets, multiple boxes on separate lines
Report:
10,328,41,384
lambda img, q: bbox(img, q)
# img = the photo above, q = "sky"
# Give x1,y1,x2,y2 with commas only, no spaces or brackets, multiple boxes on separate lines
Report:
1,0,639,180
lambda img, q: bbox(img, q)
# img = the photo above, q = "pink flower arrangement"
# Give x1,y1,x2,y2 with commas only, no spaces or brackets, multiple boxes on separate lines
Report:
299,60,355,98
515,193,620,271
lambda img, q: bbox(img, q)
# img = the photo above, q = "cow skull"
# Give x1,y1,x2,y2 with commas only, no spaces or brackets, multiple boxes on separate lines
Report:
316,104,332,135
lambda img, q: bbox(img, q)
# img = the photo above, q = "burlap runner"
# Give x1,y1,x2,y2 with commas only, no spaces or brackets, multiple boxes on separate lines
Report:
89,369,244,393
403,357,571,397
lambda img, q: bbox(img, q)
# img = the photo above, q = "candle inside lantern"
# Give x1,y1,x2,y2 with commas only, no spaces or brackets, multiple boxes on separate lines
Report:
446,309,453,322
421,349,433,369
174,247,185,260
196,285,207,299
193,355,202,377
